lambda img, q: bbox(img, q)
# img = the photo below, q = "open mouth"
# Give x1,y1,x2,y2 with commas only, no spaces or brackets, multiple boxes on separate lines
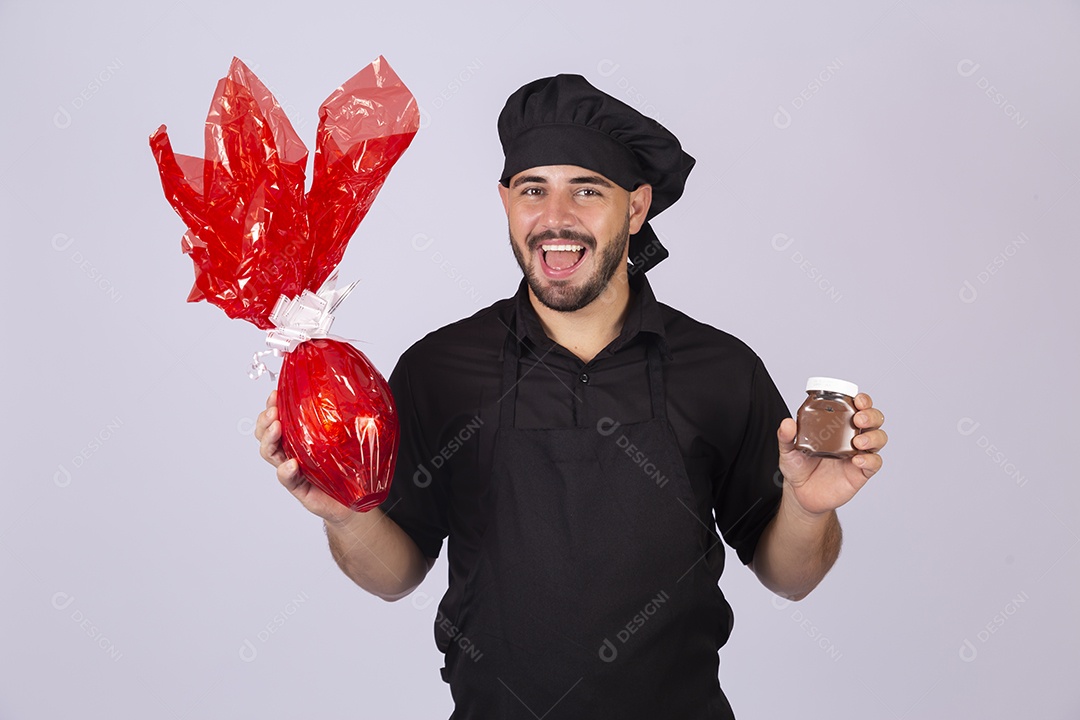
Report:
537,242,588,278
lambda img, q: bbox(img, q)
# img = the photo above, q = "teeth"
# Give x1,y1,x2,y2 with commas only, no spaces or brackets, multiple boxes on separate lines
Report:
541,244,584,252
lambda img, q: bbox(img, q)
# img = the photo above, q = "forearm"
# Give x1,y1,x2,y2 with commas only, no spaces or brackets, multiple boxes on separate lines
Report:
751,484,842,601
324,507,432,601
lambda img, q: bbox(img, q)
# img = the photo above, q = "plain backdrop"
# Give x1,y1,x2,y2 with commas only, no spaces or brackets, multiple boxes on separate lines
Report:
2,1,1078,718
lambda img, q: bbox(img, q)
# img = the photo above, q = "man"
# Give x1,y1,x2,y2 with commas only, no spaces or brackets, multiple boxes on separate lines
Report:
255,74,888,719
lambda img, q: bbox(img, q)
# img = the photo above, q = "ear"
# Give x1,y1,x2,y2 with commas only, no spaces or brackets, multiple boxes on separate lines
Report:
498,182,510,214
627,184,653,235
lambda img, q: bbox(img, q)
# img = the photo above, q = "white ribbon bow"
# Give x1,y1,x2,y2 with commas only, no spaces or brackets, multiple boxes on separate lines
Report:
248,269,358,380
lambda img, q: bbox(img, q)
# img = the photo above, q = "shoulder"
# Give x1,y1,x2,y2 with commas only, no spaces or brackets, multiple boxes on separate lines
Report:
657,301,763,373
389,293,513,446
654,301,789,464
395,294,515,376
654,300,779,419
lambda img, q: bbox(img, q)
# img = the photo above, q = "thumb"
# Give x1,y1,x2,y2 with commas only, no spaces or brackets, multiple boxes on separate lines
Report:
277,459,306,492
777,417,797,453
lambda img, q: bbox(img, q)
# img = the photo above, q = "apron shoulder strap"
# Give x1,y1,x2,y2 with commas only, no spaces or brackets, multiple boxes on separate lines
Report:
646,340,667,421
500,330,522,430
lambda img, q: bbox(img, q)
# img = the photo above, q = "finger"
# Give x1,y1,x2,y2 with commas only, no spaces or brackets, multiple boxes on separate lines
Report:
854,393,874,411
777,417,797,452
853,429,888,453
260,420,286,466
277,458,304,491
254,405,276,440
265,389,277,410
260,441,283,467
852,451,883,476
854,407,885,430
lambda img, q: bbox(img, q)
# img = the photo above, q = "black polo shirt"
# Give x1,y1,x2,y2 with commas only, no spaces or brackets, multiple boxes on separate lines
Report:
381,271,789,595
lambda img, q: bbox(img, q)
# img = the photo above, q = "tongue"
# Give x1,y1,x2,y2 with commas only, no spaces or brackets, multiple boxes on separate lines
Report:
546,250,580,270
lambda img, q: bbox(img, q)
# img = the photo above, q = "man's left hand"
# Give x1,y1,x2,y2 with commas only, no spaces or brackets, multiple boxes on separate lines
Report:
776,393,888,517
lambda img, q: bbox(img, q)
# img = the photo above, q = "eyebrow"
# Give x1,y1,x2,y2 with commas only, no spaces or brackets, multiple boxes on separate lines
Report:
570,175,615,188
510,174,615,189
511,175,547,188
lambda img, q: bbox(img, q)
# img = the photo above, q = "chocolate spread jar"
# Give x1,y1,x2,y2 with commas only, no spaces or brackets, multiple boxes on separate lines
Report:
794,377,861,458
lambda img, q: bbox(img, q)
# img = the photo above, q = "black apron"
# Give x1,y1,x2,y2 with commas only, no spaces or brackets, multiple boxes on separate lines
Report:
438,332,736,719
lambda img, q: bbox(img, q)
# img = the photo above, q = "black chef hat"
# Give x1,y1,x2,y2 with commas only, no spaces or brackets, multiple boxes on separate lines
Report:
498,74,695,274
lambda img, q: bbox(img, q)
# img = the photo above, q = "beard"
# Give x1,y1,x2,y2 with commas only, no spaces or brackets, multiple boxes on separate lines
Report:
509,214,631,313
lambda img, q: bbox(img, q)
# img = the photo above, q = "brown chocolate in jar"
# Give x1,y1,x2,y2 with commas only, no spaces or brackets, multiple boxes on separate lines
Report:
794,377,861,458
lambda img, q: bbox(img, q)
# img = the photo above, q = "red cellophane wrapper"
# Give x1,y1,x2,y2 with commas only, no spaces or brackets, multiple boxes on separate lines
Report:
278,340,398,511
150,57,418,511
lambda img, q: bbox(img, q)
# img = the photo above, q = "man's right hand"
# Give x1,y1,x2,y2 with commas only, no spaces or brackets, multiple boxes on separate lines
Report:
254,389,434,600
254,389,353,527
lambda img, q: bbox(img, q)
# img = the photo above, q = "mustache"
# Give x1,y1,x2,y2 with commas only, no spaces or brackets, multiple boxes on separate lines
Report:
528,228,596,252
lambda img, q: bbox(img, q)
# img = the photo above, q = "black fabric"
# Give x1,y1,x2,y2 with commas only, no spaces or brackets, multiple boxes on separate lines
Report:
438,337,735,718
382,273,789,639
497,74,695,273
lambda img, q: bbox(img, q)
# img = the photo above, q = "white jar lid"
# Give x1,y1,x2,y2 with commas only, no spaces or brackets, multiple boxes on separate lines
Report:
806,376,858,397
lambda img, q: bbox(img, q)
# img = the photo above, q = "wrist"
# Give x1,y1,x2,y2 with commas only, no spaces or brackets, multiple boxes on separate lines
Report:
780,482,833,526
324,503,383,535
323,511,357,535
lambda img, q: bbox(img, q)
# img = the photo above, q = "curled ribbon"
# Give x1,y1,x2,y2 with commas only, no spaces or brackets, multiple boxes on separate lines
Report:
248,349,280,381
248,269,359,380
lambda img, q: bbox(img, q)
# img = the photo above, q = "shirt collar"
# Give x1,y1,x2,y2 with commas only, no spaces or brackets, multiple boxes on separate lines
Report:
509,269,670,360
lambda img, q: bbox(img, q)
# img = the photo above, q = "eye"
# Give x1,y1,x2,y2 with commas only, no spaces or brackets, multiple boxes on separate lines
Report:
520,186,544,196
575,187,602,197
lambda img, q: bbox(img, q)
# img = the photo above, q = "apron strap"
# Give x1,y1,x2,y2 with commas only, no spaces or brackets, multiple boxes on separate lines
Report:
499,329,668,429
646,341,667,421
500,330,522,430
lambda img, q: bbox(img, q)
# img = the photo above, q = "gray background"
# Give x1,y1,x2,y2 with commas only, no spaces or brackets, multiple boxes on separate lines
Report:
2,0,1077,717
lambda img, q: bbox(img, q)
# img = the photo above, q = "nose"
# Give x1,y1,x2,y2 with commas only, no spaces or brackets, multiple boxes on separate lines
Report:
540,191,577,231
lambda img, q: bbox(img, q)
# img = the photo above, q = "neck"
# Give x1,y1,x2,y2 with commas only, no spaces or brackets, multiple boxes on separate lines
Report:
529,271,633,364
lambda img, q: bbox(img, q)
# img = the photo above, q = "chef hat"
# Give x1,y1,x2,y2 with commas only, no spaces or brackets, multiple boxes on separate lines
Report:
498,74,695,274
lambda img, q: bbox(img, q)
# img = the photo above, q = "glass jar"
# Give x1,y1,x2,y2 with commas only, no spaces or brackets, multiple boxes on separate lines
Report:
794,377,860,458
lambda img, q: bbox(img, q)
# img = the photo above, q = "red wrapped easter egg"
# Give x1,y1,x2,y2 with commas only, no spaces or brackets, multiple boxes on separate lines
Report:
150,57,417,513
277,338,399,511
